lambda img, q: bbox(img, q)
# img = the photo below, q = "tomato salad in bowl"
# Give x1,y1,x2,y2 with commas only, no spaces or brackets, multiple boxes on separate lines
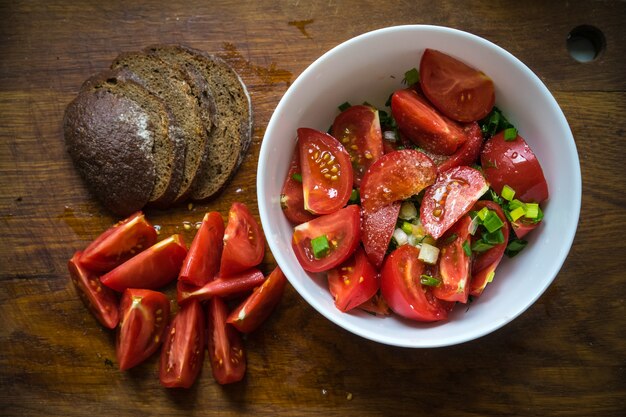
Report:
257,25,580,348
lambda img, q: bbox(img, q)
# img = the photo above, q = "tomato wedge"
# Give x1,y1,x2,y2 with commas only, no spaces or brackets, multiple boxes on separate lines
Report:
470,201,510,296
330,105,384,186
420,122,484,174
80,211,157,273
159,300,205,388
177,268,266,305
481,130,549,203
360,149,436,213
298,127,353,214
227,266,287,333
207,297,246,384
179,212,224,286
420,48,495,122
391,88,467,155
291,204,361,273
420,166,489,239
116,288,169,371
358,293,391,316
220,202,265,277
100,234,187,292
327,247,379,312
280,149,316,225
381,245,452,322
68,251,119,329
432,215,472,303
510,216,540,239
361,202,401,268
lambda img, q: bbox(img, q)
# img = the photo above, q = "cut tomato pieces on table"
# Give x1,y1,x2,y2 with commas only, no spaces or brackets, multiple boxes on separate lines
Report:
220,202,265,277
207,297,246,384
327,247,379,312
177,268,266,305
179,211,224,287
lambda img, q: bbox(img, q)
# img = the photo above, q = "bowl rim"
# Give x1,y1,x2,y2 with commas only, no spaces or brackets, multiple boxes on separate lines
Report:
257,24,581,348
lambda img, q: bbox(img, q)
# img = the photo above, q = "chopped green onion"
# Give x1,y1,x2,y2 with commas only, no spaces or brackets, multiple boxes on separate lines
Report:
482,210,504,233
392,228,409,246
311,235,330,259
401,221,414,235
338,101,351,112
471,240,494,253
462,240,472,257
418,242,440,265
477,207,490,221
403,68,420,86
501,185,515,201
348,188,360,204
479,107,515,139
468,215,480,235
505,239,528,257
441,233,458,246
486,270,495,283
509,206,526,221
503,127,518,141
482,229,505,245
508,199,525,211
420,275,441,287
291,172,302,183
489,189,504,205
399,201,418,220
525,203,539,219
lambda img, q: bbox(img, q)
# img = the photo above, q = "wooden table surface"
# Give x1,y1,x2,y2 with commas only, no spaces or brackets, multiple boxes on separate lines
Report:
1,1,625,416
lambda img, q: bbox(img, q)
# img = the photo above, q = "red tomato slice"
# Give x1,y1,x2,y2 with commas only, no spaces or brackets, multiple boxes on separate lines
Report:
511,217,540,239
360,149,437,213
226,266,287,333
116,288,169,371
327,247,379,312
420,166,489,239
361,202,401,268
391,88,467,155
358,293,391,316
330,105,384,186
179,212,224,286
291,204,361,273
159,300,205,388
420,48,495,122
298,127,354,214
100,234,187,292
381,245,452,322
220,202,265,277
420,122,484,174
68,251,119,329
280,149,316,224
207,297,246,384
79,211,157,273
177,268,266,305
432,215,472,303
470,201,510,297
481,130,549,203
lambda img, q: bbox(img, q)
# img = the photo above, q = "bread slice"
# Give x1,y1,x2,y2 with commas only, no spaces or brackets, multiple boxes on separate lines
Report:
110,52,207,204
145,44,253,201
64,78,168,216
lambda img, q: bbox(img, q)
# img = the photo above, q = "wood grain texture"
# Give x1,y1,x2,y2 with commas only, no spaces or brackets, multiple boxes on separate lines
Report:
1,0,625,416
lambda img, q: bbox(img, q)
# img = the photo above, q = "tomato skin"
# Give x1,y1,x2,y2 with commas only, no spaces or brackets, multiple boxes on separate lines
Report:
227,266,287,333
327,247,379,312
391,88,467,155
481,131,549,203
159,300,205,388
420,48,495,122
298,127,354,214
361,202,401,268
179,212,224,286
360,149,437,213
432,215,472,303
421,122,483,174
280,149,316,225
207,297,246,384
116,289,169,371
220,202,265,277
511,217,540,239
68,251,119,329
292,204,361,273
357,293,391,316
470,201,510,297
177,268,266,305
331,105,384,186
420,166,489,239
100,234,188,292
381,245,452,322
80,211,157,273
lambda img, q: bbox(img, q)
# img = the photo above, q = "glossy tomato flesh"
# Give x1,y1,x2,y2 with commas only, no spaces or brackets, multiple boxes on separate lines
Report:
117,288,169,371
280,149,316,224
420,122,484,174
179,211,224,286
100,234,187,292
327,247,379,312
433,215,472,303
207,297,246,384
330,104,384,186
361,202,401,268
177,268,266,305
420,166,489,239
220,202,265,277
292,204,361,273
381,245,452,322
160,300,205,388
420,48,495,122
226,266,287,333
68,251,119,329
298,127,353,214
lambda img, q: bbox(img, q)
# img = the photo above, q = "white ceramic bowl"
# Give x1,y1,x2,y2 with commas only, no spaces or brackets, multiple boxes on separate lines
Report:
257,25,581,348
